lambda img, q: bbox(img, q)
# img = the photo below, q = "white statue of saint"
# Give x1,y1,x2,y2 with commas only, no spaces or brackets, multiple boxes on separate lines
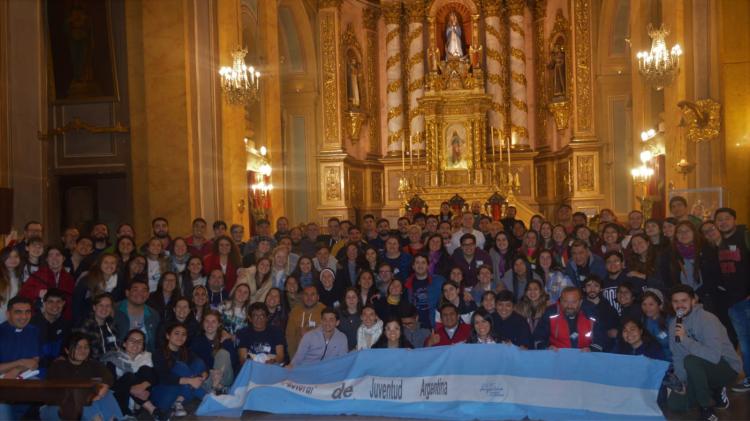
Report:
444,11,464,59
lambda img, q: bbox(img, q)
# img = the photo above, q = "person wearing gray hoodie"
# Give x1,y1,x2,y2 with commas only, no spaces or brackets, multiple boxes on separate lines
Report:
669,285,742,421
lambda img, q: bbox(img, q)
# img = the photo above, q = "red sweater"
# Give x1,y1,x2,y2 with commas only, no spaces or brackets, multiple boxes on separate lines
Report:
19,267,75,321
202,254,238,292
426,323,472,346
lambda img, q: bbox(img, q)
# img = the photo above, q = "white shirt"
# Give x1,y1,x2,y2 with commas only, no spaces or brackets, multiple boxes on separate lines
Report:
448,229,486,254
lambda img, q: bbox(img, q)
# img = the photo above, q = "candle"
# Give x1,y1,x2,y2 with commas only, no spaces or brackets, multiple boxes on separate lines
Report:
401,136,405,174
490,127,496,156
409,135,413,169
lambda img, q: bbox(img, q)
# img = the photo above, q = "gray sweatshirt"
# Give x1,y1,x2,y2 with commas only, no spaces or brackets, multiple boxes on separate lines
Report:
669,304,742,382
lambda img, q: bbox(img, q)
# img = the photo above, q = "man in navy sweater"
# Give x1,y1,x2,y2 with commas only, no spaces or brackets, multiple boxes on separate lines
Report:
492,291,531,348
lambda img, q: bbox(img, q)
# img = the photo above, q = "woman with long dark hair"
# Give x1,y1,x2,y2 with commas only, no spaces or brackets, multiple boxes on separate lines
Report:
0,247,23,323
191,285,211,323
42,333,123,421
152,323,213,416
356,269,380,306
169,237,191,274
372,318,413,349
535,249,573,303
640,290,671,361
180,255,206,297
72,253,123,324
203,235,242,292
189,310,238,395
289,255,319,289
515,279,550,333
114,235,137,265
337,288,362,350
466,310,501,344
626,233,663,290
501,256,542,303
265,287,288,335
489,232,514,286
615,318,666,360
147,271,182,321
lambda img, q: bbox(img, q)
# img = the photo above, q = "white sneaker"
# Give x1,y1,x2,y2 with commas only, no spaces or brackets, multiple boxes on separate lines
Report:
172,401,187,417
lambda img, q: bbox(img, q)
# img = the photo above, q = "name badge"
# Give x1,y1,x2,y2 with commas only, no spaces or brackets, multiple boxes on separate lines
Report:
729,245,737,251
107,336,117,343
570,332,579,340
658,331,668,340
393,268,400,275
308,320,317,328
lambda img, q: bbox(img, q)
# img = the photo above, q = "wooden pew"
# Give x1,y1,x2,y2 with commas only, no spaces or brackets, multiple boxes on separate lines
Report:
0,378,98,420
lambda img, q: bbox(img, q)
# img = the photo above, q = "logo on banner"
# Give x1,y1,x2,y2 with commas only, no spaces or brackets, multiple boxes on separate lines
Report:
419,377,448,400
480,381,507,399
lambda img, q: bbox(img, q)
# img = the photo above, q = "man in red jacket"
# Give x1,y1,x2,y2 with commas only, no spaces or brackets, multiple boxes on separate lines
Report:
533,286,603,351
426,303,471,346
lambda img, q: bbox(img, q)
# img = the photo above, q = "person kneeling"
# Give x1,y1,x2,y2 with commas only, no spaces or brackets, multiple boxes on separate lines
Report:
41,333,122,421
668,285,741,421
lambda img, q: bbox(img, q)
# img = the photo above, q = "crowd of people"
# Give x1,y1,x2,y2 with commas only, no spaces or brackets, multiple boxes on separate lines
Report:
0,195,747,421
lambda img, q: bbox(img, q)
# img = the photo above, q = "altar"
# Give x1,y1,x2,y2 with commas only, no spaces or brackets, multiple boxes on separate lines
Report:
313,0,605,226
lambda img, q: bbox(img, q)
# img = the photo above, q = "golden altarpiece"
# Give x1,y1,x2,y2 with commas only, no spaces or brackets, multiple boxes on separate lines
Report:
315,0,604,224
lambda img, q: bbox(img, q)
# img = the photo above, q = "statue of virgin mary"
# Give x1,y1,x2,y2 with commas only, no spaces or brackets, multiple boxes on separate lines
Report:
444,11,464,59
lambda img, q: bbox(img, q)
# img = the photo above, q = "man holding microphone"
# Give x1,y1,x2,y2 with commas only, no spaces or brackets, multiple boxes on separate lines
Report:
669,285,742,421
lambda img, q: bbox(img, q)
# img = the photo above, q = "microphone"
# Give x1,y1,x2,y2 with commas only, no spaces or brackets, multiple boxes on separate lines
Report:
675,309,686,343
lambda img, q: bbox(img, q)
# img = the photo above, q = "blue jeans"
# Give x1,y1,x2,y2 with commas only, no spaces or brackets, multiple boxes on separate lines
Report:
39,391,122,421
728,299,750,380
151,359,208,412
0,403,29,420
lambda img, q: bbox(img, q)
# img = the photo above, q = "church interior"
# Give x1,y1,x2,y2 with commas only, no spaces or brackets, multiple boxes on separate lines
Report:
0,0,747,237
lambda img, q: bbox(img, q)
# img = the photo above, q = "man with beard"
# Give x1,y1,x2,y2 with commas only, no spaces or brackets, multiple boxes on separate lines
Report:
534,286,603,351
369,218,392,253
581,275,619,351
713,207,750,393
565,240,607,287
140,217,171,255
668,285,740,421
90,222,111,256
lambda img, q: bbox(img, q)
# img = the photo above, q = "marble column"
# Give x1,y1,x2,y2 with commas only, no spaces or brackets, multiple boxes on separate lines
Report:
507,0,528,147
405,0,425,148
383,1,405,156
482,0,507,146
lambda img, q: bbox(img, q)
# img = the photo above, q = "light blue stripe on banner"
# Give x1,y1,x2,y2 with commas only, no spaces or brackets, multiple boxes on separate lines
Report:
274,345,666,390
240,388,664,421
197,344,668,420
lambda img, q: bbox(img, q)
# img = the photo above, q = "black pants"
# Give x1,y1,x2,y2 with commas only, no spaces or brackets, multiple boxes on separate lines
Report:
112,366,156,414
684,355,737,408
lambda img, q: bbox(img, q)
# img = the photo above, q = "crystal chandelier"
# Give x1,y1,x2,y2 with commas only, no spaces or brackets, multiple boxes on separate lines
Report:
636,24,682,90
219,47,260,105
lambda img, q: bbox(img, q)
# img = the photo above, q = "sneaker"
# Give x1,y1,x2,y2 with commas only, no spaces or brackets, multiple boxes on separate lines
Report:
172,401,187,417
731,378,750,393
713,387,729,410
700,406,719,421
152,408,170,421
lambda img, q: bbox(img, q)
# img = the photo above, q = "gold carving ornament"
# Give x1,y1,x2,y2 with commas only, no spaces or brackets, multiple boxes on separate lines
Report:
576,155,595,192
482,0,503,16
510,47,526,62
318,0,342,9
362,7,380,30
382,2,402,25
321,13,340,145
677,99,721,143
405,0,425,22
574,0,593,132
388,104,404,121
324,166,342,201
547,100,570,130
387,79,402,93
511,72,527,86
509,21,525,38
507,0,525,16
364,10,381,154
386,52,402,70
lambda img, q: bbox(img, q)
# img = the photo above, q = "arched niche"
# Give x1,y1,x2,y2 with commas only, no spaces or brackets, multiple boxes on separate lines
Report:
428,0,478,60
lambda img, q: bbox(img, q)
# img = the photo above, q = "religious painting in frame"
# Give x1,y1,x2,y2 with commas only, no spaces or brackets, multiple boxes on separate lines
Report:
46,0,119,103
443,123,468,170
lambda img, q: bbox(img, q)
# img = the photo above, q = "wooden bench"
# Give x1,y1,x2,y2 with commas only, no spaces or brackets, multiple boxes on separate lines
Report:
0,378,98,420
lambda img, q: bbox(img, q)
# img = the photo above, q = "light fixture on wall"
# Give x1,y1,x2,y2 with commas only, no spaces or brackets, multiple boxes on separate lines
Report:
636,24,682,90
219,3,260,105
631,145,656,217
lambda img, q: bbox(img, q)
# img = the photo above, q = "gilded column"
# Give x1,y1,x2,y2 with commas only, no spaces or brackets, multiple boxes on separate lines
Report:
405,0,425,145
363,8,381,156
319,0,345,151
383,1,405,155
507,0,528,147
483,0,507,145
533,0,548,147
572,0,595,140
